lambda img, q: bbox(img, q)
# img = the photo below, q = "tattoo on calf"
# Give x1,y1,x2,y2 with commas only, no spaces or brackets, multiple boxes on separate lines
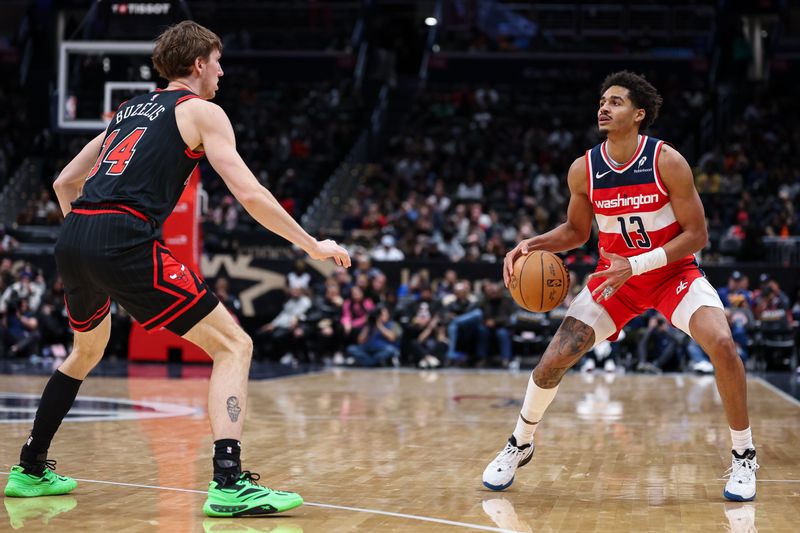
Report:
554,317,595,357
226,396,242,422
534,317,596,388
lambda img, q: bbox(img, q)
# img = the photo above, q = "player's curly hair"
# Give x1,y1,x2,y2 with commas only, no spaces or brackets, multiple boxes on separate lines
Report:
600,71,663,130
152,21,222,81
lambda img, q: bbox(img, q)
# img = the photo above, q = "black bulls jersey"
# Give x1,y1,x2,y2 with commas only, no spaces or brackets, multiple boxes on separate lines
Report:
73,89,205,226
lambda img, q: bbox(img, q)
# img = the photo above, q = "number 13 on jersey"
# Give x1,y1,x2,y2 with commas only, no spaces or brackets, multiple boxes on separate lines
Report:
617,215,652,248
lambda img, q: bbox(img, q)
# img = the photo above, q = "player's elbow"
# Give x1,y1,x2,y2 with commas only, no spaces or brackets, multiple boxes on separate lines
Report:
236,188,273,213
578,228,592,246
693,225,709,252
236,191,262,210
568,223,591,247
53,174,73,194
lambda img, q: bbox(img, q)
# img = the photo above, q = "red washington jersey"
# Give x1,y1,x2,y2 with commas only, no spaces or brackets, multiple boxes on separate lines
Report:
586,135,695,275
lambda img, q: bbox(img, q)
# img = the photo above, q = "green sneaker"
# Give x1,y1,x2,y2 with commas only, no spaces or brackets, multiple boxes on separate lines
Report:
4,462,77,498
202,471,303,517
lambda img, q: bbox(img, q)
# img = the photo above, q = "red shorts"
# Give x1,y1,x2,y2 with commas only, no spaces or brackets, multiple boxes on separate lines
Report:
586,261,704,338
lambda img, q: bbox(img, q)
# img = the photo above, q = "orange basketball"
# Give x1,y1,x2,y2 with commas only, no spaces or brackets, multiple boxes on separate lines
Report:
508,250,570,312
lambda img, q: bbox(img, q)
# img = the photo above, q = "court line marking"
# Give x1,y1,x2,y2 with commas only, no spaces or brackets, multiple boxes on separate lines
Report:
0,472,524,533
714,478,800,483
753,376,800,408
0,392,201,424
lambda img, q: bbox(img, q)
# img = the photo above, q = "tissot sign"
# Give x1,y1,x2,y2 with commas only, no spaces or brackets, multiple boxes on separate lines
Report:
111,2,171,15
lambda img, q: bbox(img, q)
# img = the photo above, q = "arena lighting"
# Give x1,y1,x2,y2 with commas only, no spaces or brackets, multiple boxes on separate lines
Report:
425,17,438,26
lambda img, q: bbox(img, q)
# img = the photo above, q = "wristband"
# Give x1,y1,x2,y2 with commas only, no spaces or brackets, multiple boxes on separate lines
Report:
628,247,667,276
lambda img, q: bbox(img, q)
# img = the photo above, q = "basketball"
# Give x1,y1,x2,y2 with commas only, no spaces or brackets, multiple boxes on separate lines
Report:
508,251,569,312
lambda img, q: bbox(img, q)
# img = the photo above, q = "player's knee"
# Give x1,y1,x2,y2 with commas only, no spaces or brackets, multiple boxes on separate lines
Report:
231,329,253,360
71,345,104,366
706,334,737,362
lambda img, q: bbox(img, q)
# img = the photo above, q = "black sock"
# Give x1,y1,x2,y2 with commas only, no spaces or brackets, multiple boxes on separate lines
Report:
213,439,242,486
20,370,83,473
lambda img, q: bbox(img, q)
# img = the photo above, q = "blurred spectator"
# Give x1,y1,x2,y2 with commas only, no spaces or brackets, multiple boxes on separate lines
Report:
478,280,514,366
444,280,483,363
287,260,311,290
752,274,790,321
341,285,375,347
1,227,18,254
35,298,70,358
436,269,458,300
214,277,242,320
352,255,381,281
636,315,681,374
686,339,715,374
581,335,621,374
367,272,389,305
1,271,44,313
688,304,750,373
345,306,400,367
0,258,14,289
717,271,752,309
2,297,40,358
255,287,311,362
307,278,344,361
371,234,405,261
404,285,446,368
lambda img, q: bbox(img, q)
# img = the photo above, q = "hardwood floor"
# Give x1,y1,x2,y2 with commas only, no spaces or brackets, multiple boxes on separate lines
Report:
1,369,797,532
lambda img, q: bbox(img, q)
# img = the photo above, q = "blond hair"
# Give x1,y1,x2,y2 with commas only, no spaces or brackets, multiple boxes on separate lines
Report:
152,21,222,80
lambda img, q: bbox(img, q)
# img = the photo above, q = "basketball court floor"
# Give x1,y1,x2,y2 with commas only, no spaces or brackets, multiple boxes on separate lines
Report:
1,368,798,532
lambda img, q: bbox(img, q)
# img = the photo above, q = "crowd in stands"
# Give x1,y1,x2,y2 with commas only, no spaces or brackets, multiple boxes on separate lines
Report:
5,74,798,272
695,91,800,260
201,75,365,238
585,269,799,375
334,81,800,268
1,75,366,248
0,75,40,191
5,250,796,376
338,79,707,263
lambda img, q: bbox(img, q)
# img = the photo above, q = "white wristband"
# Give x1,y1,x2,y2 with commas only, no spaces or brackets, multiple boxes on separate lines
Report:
628,247,667,276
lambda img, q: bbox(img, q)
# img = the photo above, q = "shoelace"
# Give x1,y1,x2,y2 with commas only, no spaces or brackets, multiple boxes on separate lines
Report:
495,443,527,469
22,459,57,477
724,456,759,482
239,471,263,486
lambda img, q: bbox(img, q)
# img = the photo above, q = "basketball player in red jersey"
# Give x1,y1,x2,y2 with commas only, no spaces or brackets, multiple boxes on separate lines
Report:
482,71,758,501
3,21,351,516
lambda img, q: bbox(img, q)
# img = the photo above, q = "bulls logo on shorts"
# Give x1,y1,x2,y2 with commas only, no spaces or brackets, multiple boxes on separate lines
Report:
138,242,211,332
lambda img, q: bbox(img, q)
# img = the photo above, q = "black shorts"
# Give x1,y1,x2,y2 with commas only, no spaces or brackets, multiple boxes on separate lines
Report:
56,204,218,335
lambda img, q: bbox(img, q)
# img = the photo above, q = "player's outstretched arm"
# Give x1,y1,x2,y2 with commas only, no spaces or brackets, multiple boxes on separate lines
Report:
195,101,351,267
502,156,593,286
53,132,105,216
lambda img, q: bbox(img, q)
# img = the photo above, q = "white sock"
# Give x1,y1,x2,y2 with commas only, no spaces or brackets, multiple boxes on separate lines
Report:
730,426,754,455
512,375,559,446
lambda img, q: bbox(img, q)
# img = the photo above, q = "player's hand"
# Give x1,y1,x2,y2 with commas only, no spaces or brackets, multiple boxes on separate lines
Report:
503,237,537,287
309,239,352,267
588,247,633,302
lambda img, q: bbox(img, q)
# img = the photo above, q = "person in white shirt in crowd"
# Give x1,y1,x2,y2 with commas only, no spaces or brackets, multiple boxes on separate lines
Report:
372,234,405,262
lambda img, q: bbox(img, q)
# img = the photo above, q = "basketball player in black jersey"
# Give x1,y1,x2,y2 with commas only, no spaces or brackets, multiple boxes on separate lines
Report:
3,21,350,517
